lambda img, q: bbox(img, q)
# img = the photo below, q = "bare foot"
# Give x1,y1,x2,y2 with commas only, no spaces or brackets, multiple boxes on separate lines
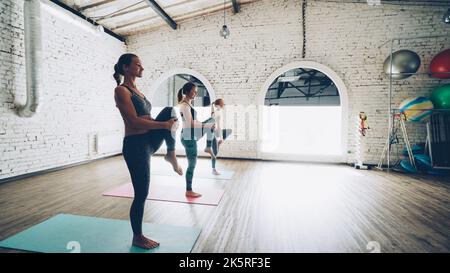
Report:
204,147,216,159
185,190,202,198
164,152,183,176
212,169,221,175
132,234,159,249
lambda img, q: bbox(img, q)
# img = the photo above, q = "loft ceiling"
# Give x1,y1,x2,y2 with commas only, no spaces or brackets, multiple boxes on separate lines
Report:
53,0,450,39
55,0,254,37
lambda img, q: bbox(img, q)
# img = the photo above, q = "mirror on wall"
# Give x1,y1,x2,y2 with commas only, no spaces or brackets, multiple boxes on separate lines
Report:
152,73,213,156
154,74,211,107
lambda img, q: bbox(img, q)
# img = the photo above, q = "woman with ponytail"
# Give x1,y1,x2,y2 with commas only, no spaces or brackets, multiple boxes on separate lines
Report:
206,99,232,175
113,53,182,250
178,82,216,198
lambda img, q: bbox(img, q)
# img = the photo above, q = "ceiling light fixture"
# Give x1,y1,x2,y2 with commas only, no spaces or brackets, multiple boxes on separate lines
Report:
219,0,230,39
443,8,450,24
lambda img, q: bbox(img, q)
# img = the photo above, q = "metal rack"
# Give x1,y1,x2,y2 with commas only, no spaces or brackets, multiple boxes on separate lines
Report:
426,110,450,169
377,35,450,171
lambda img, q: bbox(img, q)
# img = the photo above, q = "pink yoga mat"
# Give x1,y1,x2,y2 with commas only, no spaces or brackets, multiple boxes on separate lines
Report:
103,183,225,206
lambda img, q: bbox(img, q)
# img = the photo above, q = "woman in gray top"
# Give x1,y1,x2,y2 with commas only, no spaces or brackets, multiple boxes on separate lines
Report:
113,53,182,250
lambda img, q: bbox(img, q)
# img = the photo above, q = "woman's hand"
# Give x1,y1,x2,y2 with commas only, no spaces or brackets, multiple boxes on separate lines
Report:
205,123,215,129
166,118,178,130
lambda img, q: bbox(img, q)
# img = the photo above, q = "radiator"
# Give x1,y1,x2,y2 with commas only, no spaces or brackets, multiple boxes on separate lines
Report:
96,132,123,155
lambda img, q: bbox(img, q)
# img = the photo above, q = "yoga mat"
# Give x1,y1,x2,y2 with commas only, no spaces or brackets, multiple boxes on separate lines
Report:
0,214,200,253
104,182,225,206
152,168,234,180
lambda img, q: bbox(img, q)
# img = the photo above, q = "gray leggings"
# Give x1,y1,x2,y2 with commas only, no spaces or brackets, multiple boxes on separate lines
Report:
180,118,216,191
181,138,197,191
209,129,232,169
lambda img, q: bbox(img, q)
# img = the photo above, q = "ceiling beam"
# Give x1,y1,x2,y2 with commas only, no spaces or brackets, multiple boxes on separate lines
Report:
113,0,259,34
144,0,177,30
48,0,125,42
231,0,240,14
112,1,235,32
79,0,117,11
97,6,146,23
97,0,196,23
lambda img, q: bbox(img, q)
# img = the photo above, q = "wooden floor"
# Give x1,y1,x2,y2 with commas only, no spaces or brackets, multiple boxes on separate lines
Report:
0,155,449,253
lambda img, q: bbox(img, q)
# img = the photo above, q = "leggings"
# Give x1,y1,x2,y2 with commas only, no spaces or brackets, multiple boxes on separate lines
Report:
122,107,176,235
181,117,216,191
208,129,232,169
181,138,197,191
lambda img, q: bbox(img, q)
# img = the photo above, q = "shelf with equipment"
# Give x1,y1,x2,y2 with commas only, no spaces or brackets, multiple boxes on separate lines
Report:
376,34,450,173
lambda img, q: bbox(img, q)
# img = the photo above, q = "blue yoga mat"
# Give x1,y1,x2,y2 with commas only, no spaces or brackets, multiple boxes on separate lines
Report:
0,214,201,253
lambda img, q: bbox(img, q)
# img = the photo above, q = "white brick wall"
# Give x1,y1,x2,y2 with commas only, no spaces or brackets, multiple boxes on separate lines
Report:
0,0,126,179
127,0,450,164
305,1,450,164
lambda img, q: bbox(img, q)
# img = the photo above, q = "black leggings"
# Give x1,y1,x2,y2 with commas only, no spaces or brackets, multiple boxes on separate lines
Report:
122,107,176,235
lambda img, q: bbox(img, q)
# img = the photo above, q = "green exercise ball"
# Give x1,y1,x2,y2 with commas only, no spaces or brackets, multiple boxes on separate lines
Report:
430,84,450,109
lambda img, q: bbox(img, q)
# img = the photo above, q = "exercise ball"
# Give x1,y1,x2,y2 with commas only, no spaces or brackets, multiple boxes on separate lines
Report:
430,84,450,109
399,97,433,122
383,50,421,79
430,49,450,79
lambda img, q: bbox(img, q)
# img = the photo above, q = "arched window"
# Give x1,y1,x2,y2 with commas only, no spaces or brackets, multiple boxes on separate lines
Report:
258,62,348,162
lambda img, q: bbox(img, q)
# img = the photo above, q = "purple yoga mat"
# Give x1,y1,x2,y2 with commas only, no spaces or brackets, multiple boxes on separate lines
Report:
103,183,225,206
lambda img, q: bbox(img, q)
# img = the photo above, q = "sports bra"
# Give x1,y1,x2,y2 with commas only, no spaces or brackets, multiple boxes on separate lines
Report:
121,85,152,117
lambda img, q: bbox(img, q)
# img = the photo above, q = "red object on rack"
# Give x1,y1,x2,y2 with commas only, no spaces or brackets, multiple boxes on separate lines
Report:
430,49,450,79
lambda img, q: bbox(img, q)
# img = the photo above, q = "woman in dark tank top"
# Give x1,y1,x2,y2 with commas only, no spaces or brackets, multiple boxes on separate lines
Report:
113,53,182,250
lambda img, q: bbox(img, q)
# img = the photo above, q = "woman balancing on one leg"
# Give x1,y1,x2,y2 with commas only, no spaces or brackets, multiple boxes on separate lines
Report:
113,53,183,250
205,99,232,175
178,82,216,198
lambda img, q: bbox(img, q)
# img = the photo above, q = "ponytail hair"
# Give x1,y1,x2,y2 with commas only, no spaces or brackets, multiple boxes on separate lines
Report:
113,64,122,86
113,53,138,86
211,98,224,115
177,82,197,103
